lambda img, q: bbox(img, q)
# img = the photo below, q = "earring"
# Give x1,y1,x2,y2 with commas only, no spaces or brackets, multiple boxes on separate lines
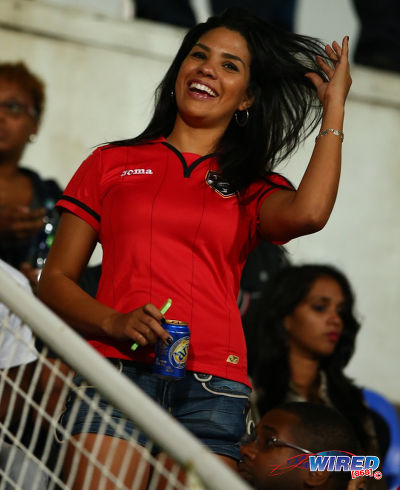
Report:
170,89,175,99
29,134,37,143
234,109,249,127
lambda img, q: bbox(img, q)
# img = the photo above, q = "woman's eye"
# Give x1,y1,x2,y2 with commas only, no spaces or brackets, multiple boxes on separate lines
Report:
312,304,326,312
191,51,206,60
223,62,239,72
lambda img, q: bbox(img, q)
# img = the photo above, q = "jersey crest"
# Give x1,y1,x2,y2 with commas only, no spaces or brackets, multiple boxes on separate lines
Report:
205,171,235,197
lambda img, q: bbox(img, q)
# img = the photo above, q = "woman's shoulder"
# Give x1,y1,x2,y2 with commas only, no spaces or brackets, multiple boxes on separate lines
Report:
264,172,295,190
240,172,295,203
90,138,165,159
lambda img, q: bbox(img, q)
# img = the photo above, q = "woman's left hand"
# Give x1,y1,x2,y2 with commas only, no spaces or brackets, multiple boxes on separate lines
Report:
305,36,352,108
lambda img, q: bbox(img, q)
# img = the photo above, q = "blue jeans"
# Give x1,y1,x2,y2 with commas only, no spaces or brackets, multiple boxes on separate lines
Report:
62,360,251,461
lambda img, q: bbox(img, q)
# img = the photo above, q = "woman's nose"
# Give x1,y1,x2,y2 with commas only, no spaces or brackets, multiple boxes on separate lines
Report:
197,60,217,79
328,310,343,327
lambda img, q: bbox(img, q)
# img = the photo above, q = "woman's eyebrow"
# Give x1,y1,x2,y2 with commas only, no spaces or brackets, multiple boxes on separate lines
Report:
194,42,245,67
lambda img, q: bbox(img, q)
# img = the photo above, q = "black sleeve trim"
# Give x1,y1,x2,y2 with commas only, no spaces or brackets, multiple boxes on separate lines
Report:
257,184,294,204
256,173,295,204
265,172,295,189
59,195,100,222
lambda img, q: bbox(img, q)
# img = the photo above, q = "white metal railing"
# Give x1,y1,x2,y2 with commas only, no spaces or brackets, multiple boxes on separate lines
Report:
0,265,251,490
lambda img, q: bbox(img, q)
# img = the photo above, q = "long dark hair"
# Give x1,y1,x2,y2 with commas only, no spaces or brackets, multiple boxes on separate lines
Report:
111,7,327,192
248,264,375,452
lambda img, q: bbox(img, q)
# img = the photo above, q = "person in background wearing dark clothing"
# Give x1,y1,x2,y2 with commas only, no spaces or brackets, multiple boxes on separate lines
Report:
238,241,290,330
135,0,196,28
0,62,74,483
211,0,296,32
0,62,61,286
248,264,388,488
135,0,296,32
239,402,366,490
352,0,400,73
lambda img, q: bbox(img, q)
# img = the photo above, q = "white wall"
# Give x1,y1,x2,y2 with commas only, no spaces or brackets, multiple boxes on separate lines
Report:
290,0,400,403
1,0,399,401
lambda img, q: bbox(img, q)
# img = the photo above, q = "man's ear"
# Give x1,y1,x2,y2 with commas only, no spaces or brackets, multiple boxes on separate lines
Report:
347,476,368,490
304,469,331,487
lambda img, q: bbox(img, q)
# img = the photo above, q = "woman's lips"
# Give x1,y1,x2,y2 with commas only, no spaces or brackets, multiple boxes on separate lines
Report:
188,80,218,96
186,80,218,100
326,332,340,342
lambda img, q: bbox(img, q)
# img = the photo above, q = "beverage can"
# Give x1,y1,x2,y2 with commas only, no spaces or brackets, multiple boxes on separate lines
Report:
153,320,190,380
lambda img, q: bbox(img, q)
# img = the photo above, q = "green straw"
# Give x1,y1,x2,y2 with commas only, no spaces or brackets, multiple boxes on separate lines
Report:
130,298,172,351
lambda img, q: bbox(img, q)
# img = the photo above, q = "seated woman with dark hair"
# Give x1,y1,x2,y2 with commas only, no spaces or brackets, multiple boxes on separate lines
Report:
247,264,389,479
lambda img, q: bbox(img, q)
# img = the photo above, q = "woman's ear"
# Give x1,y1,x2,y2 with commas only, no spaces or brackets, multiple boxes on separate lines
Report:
28,120,39,141
283,314,293,333
237,90,254,111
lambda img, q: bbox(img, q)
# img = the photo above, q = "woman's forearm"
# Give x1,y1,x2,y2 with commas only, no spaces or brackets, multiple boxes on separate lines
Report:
38,269,118,337
291,101,345,230
37,212,118,337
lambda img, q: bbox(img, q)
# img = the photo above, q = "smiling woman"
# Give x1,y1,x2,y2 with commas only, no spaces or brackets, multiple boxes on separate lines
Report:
173,27,254,136
38,7,352,488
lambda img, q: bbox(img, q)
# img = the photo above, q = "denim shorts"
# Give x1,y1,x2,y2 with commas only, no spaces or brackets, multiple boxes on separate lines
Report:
61,359,251,461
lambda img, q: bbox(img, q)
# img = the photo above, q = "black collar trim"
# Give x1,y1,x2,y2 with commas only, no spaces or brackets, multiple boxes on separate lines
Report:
161,142,217,178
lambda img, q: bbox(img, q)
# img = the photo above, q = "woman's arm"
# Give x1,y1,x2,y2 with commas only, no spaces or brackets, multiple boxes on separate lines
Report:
259,37,351,242
38,212,171,347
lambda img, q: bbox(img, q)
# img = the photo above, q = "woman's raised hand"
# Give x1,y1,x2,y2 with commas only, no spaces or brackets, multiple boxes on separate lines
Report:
305,36,352,108
103,304,172,347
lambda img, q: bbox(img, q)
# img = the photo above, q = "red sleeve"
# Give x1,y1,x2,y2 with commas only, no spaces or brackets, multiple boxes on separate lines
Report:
255,173,295,217
56,147,104,232
258,173,295,245
243,173,295,246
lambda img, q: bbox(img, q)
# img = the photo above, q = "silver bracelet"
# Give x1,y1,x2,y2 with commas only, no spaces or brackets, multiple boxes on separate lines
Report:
315,128,344,143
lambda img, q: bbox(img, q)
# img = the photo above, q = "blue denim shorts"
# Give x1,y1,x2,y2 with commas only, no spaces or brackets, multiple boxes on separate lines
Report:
62,359,251,461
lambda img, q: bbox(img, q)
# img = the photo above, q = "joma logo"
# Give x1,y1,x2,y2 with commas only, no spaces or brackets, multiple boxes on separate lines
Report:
121,169,153,177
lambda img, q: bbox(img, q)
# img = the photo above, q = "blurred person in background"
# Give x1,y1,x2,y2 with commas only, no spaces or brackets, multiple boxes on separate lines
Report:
0,61,61,288
0,62,74,481
0,258,48,489
210,0,296,32
352,0,400,73
239,402,366,490
248,264,389,488
135,0,296,31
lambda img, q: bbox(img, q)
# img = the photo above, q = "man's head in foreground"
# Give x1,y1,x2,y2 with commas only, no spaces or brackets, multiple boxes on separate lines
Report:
239,402,365,490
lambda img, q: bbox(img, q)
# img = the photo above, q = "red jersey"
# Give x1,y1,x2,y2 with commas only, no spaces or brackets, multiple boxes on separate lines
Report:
57,138,294,386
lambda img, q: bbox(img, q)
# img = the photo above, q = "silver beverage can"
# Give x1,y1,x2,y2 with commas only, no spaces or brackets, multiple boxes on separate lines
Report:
153,320,190,380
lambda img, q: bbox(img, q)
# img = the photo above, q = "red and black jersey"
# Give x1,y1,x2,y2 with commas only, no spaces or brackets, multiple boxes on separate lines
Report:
57,138,294,386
